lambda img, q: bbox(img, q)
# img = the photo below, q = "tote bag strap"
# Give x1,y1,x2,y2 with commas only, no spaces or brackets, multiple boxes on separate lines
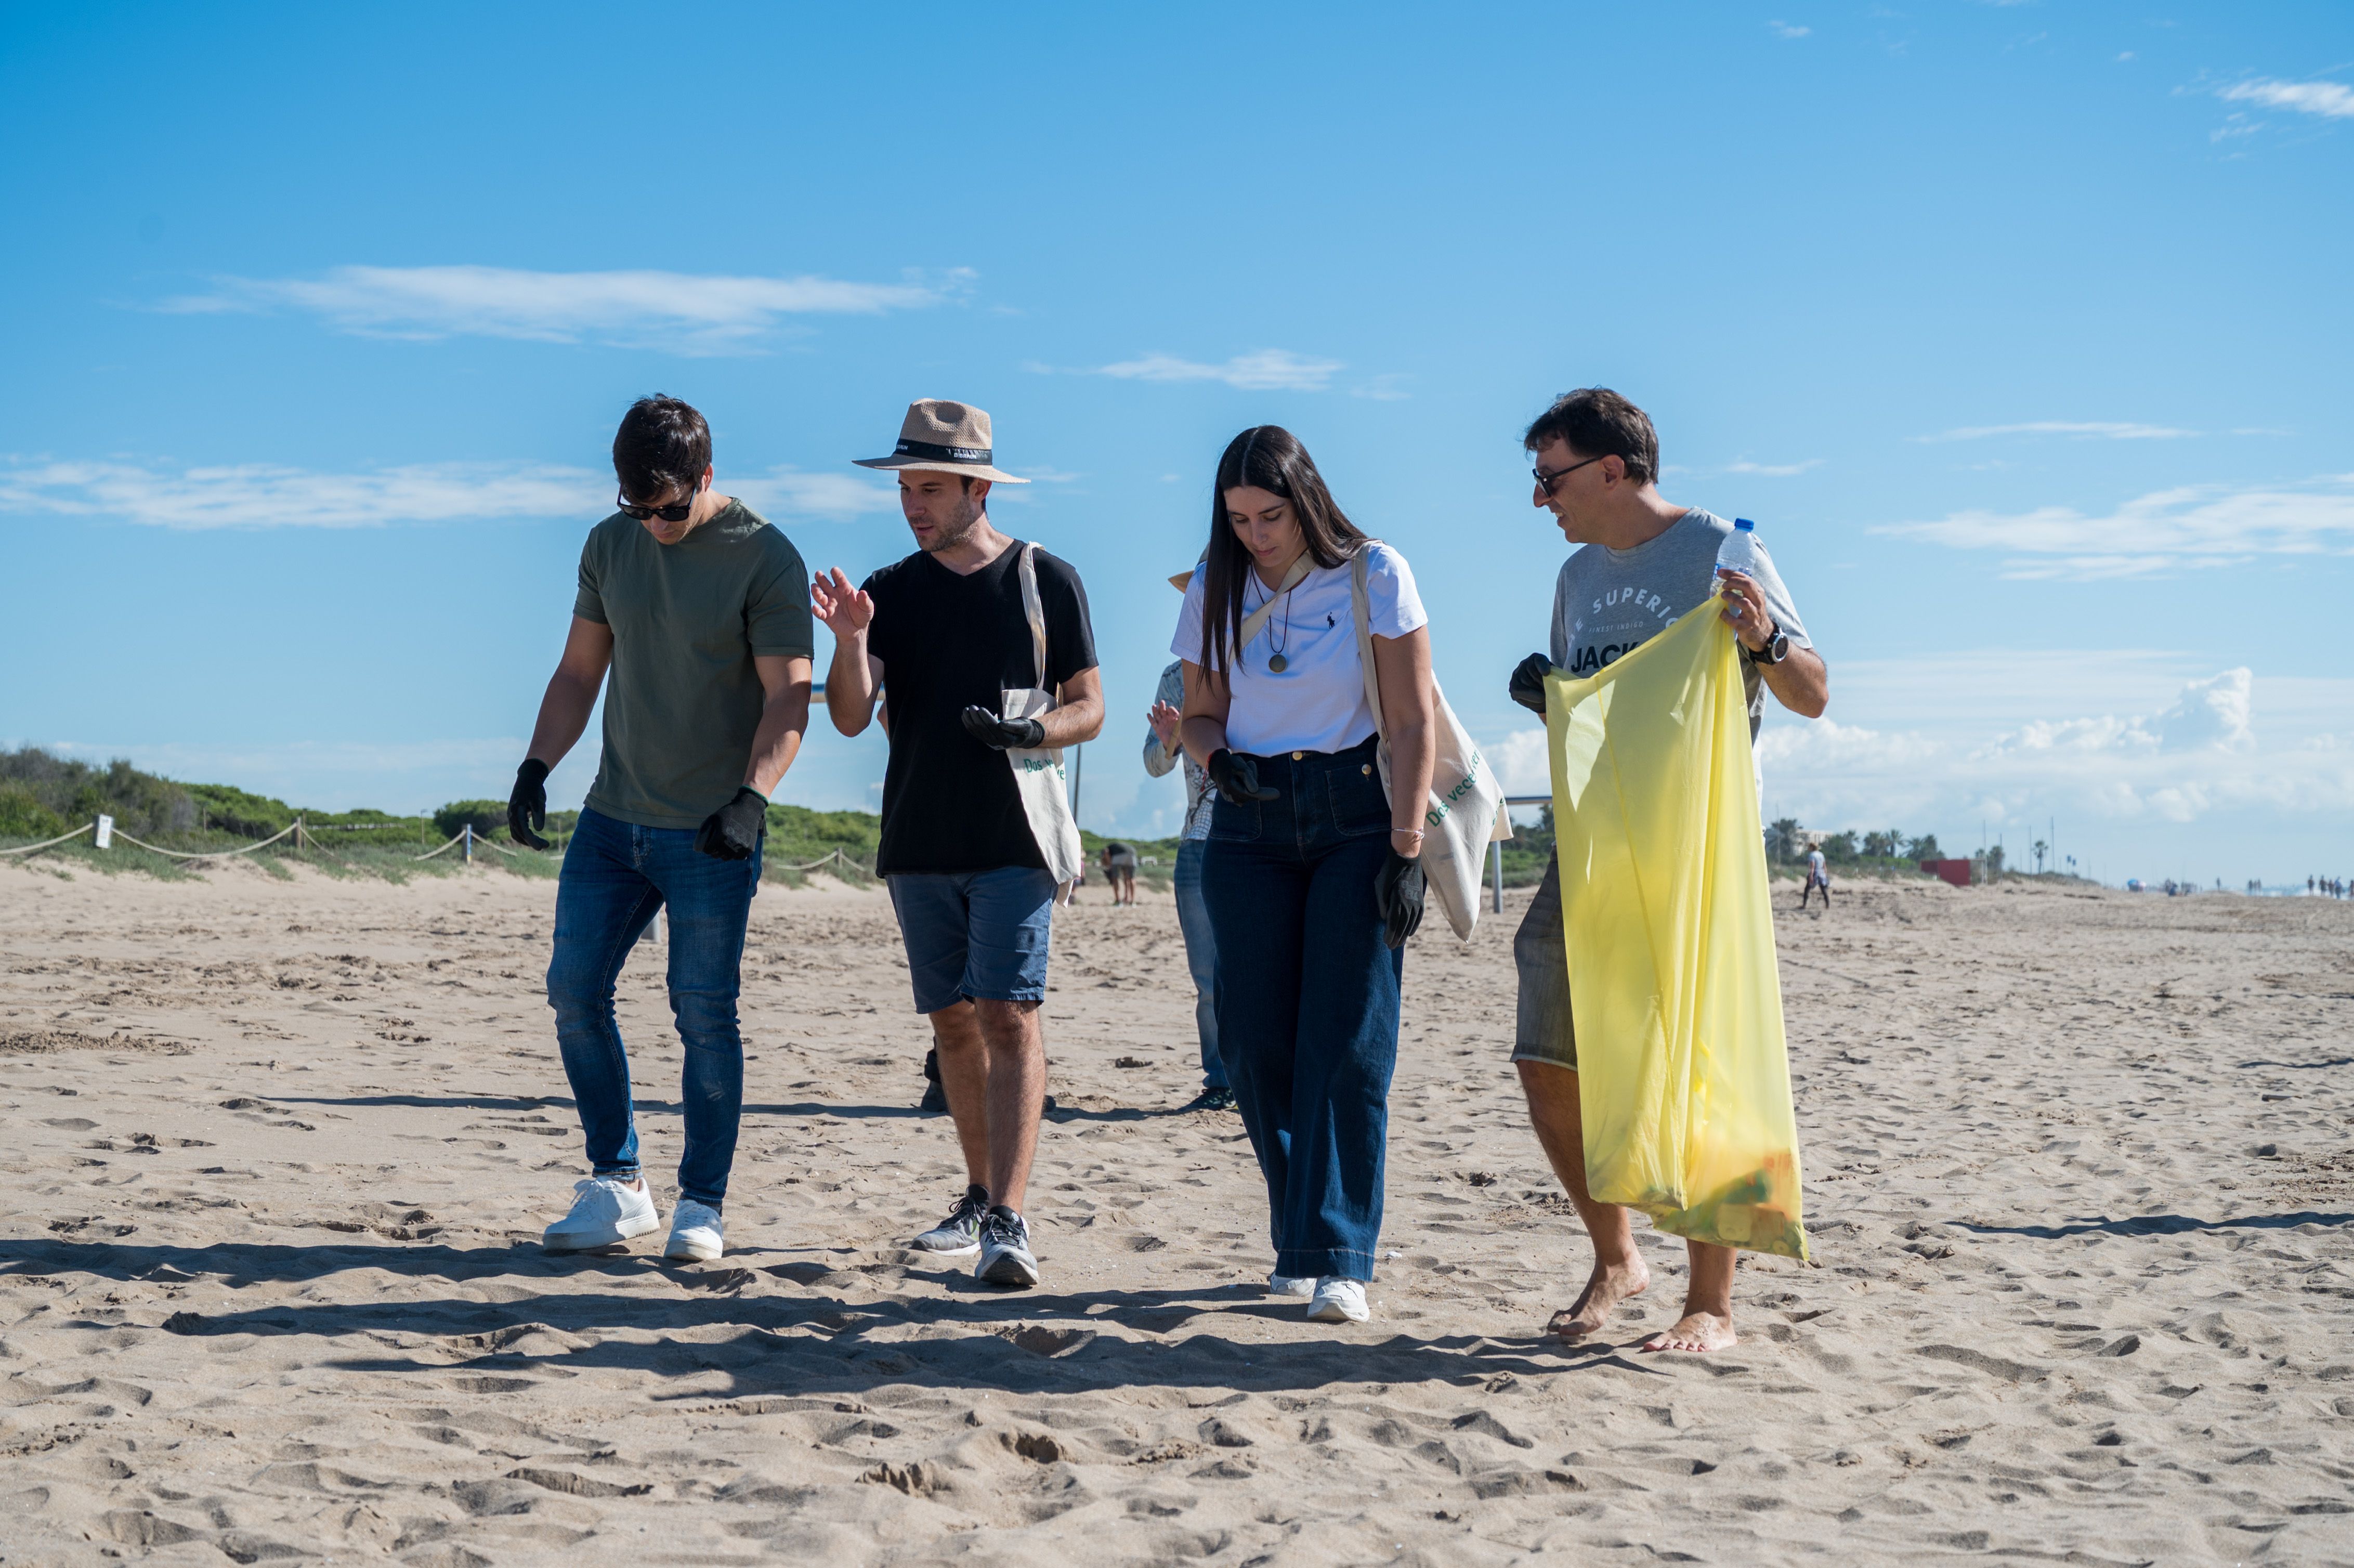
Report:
1233,552,1314,662
1017,542,1048,692
1349,546,1389,742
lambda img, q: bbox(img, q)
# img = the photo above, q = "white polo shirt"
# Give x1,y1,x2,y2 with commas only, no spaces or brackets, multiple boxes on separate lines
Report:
1171,542,1427,756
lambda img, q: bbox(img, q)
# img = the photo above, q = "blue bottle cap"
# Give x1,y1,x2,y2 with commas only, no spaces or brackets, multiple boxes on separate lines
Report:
1733,517,1756,531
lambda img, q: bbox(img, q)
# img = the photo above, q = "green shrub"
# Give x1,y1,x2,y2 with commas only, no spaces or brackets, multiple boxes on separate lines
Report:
434,800,507,839
0,782,66,839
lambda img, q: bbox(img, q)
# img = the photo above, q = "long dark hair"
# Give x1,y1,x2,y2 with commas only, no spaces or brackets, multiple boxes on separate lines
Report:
1198,426,1368,683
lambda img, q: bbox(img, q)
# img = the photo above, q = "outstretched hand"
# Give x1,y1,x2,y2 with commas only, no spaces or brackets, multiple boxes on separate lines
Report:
811,567,874,639
961,705,1046,751
1147,698,1182,751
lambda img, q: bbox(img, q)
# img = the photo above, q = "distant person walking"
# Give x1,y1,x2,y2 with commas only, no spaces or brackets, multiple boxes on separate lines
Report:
1801,845,1833,909
1145,630,1232,1111
1100,841,1139,905
515,396,814,1264
1503,388,1825,1353
1175,425,1435,1326
813,399,1103,1290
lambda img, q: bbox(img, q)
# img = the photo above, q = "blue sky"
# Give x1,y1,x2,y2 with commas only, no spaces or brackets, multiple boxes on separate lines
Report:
3,2,2348,886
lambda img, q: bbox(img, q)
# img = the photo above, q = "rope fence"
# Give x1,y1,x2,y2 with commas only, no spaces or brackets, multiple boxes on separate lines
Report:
2,813,873,879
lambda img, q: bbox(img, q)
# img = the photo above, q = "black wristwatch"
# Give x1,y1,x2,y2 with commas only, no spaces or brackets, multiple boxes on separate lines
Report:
1747,626,1790,667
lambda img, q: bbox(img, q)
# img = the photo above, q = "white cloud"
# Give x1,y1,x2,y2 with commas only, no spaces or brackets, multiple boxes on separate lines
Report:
0,458,601,529
1769,20,1810,38
2220,78,2354,121
728,467,900,520
1089,350,1344,393
1870,475,2354,580
157,265,963,352
1916,420,2198,442
1725,458,1824,477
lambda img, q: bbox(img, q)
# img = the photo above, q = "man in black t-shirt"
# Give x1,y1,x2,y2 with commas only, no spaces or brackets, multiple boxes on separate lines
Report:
814,399,1102,1290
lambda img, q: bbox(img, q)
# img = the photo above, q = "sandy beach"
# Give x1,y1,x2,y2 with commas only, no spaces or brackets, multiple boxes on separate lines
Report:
2,860,2349,1565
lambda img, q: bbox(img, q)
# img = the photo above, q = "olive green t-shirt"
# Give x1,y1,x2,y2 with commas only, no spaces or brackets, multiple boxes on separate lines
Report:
573,499,813,830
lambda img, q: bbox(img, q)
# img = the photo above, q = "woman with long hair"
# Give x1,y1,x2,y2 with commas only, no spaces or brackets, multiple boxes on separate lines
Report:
1171,426,1435,1324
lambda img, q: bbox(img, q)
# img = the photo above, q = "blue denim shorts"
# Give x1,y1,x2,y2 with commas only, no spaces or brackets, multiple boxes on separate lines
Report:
886,866,1058,1015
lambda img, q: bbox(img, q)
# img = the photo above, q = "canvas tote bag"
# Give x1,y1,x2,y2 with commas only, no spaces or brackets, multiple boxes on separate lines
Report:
1349,546,1509,940
1002,543,1087,900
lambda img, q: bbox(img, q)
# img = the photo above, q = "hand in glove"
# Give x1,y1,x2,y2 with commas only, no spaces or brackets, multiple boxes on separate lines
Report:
1207,748,1279,806
694,786,768,861
960,705,1047,750
1508,651,1554,716
508,759,551,850
1374,849,1427,949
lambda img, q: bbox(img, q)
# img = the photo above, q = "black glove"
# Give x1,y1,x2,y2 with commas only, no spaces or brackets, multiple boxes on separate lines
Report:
694,786,767,861
1375,850,1426,949
508,759,550,850
1207,748,1279,806
1508,651,1554,715
960,705,1046,750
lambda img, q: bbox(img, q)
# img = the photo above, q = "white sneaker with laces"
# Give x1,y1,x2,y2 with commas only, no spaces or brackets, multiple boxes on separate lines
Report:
664,1198,725,1262
542,1176,660,1252
1306,1277,1370,1323
1266,1272,1316,1298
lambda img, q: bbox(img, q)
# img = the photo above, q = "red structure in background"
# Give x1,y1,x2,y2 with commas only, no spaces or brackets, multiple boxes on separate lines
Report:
1922,858,1972,888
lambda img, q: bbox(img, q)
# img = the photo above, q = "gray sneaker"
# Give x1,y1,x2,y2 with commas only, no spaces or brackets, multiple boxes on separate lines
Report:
975,1206,1040,1289
911,1185,989,1256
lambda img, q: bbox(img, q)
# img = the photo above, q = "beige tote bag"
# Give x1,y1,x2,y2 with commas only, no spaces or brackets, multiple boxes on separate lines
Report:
1004,544,1087,900
1349,546,1509,940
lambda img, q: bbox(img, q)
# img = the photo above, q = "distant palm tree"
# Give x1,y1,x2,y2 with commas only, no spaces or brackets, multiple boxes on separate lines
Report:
1766,817,1802,864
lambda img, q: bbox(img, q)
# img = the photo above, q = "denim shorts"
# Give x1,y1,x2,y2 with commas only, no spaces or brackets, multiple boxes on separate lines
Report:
1511,857,1577,1070
886,865,1058,1015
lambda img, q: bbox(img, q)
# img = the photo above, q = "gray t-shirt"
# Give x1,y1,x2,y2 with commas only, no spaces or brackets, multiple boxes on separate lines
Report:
1549,508,1810,738
574,499,813,830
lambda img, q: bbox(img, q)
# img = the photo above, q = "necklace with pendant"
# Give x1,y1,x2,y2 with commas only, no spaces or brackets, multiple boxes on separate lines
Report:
1265,585,1294,673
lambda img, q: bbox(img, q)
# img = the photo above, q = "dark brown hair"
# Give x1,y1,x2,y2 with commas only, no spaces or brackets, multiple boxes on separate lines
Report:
1198,426,1367,683
1522,387,1658,487
612,395,712,503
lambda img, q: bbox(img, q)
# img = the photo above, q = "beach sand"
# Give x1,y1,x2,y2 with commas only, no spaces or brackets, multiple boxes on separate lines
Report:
2,861,2349,1564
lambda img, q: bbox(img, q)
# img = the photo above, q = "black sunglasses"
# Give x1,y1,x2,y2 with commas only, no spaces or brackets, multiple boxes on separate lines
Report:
616,482,697,524
1533,454,1606,496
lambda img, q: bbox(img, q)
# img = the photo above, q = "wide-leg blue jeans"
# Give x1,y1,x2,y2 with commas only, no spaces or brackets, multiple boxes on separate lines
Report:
1172,838,1225,1091
1201,736,1401,1282
546,806,761,1207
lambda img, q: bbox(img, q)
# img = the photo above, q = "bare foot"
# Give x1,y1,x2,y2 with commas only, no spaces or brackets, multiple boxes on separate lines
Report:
1545,1258,1650,1341
1640,1310,1736,1354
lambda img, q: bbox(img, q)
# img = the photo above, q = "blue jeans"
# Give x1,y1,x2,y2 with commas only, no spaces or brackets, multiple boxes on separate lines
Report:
1202,736,1401,1282
546,806,761,1207
1173,838,1225,1090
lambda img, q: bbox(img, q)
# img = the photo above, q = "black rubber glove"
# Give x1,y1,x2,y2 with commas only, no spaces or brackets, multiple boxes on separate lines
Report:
1375,850,1426,949
694,786,767,861
1207,748,1279,806
1508,651,1554,716
960,705,1047,750
508,759,551,850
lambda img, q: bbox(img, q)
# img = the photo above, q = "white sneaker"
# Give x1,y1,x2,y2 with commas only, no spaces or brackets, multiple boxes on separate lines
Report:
664,1198,724,1262
1267,1272,1316,1298
542,1176,660,1252
1306,1277,1369,1323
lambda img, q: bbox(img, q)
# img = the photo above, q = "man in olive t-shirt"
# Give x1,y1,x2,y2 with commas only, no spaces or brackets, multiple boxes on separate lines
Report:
505,396,814,1267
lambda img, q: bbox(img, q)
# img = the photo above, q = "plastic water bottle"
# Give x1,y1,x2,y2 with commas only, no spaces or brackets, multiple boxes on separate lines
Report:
1715,516,1761,580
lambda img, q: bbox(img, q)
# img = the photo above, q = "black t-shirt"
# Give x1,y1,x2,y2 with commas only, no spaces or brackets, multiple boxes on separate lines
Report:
864,542,1097,875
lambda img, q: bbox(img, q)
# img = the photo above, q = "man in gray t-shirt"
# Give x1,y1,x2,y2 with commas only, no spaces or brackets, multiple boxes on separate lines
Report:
1503,388,1829,1360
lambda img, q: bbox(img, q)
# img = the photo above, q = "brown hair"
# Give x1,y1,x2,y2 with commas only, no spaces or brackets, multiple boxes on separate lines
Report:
1198,426,1367,683
1523,387,1658,487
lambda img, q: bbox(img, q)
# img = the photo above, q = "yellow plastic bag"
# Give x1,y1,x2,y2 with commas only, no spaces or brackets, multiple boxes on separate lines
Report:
1544,590,1809,1261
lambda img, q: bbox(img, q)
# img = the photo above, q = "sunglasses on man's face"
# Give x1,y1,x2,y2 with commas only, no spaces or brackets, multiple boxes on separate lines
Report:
617,484,696,524
1533,454,1606,498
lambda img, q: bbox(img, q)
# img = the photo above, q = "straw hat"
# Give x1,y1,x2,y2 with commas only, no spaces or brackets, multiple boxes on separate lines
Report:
854,398,1029,484
1168,568,1196,592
